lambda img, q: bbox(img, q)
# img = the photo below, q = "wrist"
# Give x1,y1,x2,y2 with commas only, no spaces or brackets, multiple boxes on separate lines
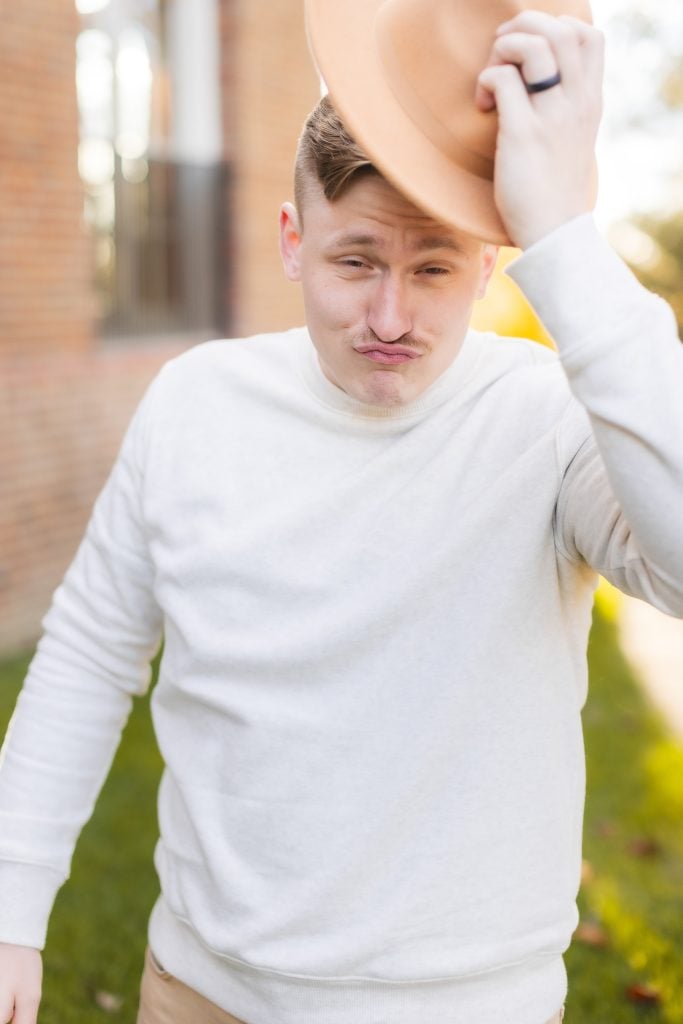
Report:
511,206,591,251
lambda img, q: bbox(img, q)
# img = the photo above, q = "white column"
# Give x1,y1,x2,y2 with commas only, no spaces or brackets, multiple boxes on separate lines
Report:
165,0,223,166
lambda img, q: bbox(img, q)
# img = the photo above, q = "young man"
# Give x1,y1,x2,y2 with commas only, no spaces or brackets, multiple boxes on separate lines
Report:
1,5,682,1024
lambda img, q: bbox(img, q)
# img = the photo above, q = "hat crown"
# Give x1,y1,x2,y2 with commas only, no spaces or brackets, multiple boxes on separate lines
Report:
375,0,592,176
304,0,594,243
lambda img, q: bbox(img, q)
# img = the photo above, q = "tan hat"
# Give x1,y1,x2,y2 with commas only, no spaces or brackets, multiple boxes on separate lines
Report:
304,0,594,244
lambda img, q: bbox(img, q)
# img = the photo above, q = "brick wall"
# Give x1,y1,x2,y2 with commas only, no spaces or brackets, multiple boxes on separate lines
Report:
0,3,189,654
0,0,94,353
0,1,321,656
0,342,186,654
218,0,239,334
231,0,320,336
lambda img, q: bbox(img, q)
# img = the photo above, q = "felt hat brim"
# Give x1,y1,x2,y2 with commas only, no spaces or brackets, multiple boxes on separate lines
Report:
305,0,594,245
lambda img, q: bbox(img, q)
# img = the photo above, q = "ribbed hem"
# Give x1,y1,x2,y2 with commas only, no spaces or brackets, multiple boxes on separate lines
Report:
148,896,568,1024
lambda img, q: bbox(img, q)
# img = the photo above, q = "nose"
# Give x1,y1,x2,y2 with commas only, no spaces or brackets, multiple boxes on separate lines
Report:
366,274,412,343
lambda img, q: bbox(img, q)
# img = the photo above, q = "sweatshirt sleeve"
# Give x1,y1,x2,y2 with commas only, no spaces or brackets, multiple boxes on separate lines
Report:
0,373,164,949
506,214,683,617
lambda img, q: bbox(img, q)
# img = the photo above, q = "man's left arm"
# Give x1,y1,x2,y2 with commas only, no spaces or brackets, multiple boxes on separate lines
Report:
509,214,683,616
477,10,683,616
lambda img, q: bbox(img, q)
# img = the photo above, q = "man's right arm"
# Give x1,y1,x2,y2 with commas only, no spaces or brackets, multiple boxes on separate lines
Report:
0,371,166,1022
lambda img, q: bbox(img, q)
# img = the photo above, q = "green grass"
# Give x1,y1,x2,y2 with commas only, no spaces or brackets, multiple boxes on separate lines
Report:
1,603,682,1023
566,602,683,1024
0,652,163,1024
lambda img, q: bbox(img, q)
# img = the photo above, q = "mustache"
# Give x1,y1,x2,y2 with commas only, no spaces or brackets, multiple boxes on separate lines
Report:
354,329,428,352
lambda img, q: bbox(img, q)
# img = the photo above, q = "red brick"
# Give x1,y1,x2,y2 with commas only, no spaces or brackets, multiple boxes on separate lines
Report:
1,0,321,654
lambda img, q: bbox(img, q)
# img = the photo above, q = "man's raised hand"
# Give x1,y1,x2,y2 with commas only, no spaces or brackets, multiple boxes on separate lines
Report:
475,11,605,249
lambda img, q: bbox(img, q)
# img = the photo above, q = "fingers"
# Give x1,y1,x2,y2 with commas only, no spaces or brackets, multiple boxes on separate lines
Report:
475,12,605,122
495,11,605,99
559,16,605,95
0,948,42,1024
475,31,559,112
11,995,40,1024
0,989,15,1023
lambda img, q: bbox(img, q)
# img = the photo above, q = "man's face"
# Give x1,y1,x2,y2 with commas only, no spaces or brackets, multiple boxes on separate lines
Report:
279,174,497,407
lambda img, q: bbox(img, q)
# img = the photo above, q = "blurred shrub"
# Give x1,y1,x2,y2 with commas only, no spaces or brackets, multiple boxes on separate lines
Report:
470,247,555,349
610,211,683,340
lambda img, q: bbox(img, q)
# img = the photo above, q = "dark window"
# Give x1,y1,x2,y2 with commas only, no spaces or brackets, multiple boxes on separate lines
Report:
75,0,229,339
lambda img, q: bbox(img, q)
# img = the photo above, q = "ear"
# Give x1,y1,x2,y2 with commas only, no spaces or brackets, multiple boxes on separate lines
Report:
476,244,499,299
279,202,303,282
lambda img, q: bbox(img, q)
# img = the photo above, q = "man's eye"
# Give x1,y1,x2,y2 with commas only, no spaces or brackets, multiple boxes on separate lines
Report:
341,259,368,269
420,266,450,276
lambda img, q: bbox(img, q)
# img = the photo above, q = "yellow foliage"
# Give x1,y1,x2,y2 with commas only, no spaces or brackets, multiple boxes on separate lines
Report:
588,877,683,1020
470,247,555,349
594,577,622,623
643,739,683,819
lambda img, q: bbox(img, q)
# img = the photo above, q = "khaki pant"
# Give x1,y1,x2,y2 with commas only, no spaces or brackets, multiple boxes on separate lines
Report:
136,945,566,1024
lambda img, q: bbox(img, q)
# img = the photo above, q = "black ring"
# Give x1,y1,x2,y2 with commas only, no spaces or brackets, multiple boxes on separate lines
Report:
526,71,562,94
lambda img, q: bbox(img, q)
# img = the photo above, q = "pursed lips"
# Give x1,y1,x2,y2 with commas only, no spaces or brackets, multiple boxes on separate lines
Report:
354,343,421,365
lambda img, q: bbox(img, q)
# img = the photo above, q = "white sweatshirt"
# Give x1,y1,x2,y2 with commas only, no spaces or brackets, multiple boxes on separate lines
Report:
1,215,682,1024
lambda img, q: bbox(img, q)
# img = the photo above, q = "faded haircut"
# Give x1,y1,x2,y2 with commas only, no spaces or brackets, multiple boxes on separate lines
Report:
293,94,381,219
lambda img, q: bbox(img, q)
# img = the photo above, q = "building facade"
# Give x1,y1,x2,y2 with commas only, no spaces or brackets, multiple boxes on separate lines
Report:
0,0,319,654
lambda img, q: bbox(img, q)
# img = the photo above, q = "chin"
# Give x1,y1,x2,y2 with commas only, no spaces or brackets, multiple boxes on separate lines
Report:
360,370,414,407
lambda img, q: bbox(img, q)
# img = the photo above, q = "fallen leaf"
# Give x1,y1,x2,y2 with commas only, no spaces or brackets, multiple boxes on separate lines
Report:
94,990,124,1013
595,819,617,838
625,982,662,1004
580,859,595,884
575,922,609,947
627,837,662,858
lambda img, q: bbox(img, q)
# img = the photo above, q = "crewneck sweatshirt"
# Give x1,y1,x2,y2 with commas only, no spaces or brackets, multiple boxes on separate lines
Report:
1,215,682,1024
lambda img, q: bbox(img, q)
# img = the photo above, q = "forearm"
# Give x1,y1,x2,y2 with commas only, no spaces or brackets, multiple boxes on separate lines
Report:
507,214,683,602
0,552,162,948
0,379,164,948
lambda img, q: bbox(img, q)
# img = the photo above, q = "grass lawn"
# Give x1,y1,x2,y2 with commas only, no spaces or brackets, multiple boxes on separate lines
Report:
0,597,682,1023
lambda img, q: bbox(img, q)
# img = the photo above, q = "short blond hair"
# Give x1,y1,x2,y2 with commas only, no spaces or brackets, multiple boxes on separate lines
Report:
294,94,380,217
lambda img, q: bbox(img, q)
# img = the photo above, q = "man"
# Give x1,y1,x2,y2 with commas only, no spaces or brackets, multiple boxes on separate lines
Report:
1,4,682,1023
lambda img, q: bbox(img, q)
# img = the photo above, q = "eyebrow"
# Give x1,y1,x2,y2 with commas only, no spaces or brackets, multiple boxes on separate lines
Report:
327,232,469,256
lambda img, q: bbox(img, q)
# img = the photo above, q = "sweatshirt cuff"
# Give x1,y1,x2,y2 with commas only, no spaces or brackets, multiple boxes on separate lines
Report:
504,213,654,367
0,861,64,949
